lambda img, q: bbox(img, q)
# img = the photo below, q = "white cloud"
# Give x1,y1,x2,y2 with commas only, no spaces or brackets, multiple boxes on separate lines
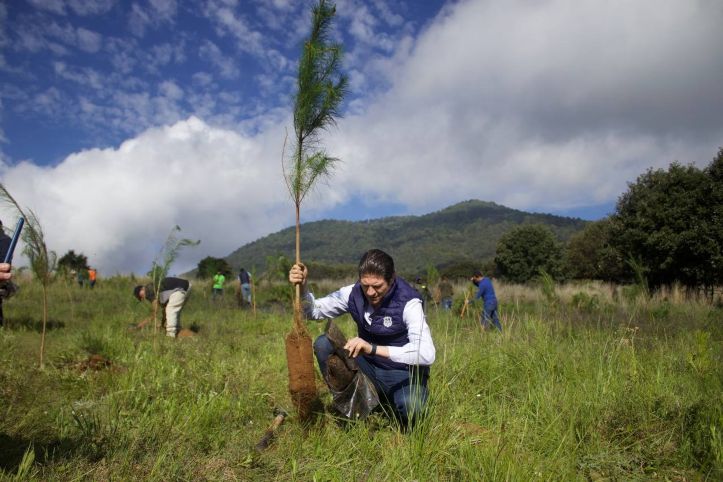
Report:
76,27,102,53
149,0,177,19
203,0,265,57
67,0,116,16
11,18,102,55
0,117,303,275
370,0,403,27
324,0,723,214
191,72,214,87
29,87,64,116
198,39,239,79
53,61,104,90
150,41,186,67
128,1,176,37
26,0,66,16
159,80,183,100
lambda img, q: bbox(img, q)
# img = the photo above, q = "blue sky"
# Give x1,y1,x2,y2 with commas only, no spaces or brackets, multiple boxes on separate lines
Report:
1,0,722,274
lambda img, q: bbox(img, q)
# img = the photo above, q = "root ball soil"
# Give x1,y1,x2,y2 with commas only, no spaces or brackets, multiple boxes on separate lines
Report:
285,330,319,422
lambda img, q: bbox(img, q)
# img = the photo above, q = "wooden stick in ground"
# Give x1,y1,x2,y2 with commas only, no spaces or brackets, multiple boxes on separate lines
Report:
460,290,470,318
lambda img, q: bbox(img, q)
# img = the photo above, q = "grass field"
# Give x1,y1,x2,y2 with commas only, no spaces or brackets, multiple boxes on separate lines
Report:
0,276,721,481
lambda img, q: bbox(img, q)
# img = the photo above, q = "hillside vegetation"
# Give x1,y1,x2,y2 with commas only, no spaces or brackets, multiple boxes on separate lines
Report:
225,200,587,276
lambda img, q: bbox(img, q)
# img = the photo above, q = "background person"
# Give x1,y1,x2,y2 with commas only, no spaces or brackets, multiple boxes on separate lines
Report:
133,277,191,337
212,270,225,300
88,267,97,289
289,249,435,429
471,270,502,331
238,268,252,306
438,277,454,310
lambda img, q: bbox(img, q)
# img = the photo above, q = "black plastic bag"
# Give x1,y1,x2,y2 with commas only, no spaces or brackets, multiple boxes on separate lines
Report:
323,321,380,419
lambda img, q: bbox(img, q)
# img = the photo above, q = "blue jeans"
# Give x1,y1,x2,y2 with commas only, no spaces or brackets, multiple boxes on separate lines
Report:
481,305,502,331
313,334,429,428
240,283,251,303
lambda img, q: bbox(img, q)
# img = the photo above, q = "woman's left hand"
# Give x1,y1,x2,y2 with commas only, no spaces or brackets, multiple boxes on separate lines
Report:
344,337,372,358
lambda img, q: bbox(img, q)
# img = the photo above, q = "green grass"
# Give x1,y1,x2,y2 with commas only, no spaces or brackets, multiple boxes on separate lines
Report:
0,277,721,481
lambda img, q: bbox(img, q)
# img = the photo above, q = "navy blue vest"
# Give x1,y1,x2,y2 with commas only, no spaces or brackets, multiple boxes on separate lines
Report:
347,276,422,370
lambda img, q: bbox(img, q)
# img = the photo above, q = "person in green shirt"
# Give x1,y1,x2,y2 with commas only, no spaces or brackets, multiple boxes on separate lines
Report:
212,271,225,299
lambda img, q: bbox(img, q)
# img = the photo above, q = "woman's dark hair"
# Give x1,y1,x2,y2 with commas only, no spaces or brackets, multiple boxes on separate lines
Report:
358,249,395,282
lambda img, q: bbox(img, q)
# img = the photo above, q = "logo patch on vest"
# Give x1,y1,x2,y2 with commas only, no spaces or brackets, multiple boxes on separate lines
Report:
383,316,392,327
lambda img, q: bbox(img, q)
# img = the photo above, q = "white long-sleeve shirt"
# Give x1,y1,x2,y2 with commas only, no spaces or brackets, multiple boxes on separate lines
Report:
302,284,436,366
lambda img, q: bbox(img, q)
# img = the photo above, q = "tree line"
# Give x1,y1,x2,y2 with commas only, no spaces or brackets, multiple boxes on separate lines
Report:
494,148,722,294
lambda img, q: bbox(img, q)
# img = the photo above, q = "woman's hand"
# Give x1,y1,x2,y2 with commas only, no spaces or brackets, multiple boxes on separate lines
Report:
288,263,308,286
344,337,372,358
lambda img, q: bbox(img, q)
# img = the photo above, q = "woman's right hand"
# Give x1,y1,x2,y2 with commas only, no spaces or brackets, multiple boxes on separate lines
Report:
288,263,308,286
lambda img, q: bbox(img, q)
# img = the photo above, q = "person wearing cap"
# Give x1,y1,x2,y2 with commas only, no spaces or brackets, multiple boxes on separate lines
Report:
0,219,13,327
289,249,436,429
133,277,191,337
471,270,502,331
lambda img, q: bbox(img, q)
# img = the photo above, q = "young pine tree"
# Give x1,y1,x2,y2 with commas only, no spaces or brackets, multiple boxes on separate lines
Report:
282,0,347,422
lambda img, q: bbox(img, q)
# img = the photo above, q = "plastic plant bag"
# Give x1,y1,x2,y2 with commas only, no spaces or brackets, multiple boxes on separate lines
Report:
323,321,380,419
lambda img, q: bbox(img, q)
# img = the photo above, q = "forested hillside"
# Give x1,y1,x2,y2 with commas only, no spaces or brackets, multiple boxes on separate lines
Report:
224,200,587,276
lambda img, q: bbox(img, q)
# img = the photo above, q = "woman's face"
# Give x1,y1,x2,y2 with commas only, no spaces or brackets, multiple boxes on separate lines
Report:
360,273,391,308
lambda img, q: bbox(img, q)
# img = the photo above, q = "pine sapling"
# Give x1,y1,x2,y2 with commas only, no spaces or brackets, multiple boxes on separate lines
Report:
282,0,347,422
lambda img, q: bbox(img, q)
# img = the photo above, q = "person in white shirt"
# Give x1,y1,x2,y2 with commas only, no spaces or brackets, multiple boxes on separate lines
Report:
289,249,435,428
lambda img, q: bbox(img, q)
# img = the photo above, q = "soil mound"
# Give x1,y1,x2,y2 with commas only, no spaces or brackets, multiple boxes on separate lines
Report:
177,328,196,338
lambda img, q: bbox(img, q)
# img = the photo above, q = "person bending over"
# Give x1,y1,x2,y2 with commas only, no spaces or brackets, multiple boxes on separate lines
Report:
133,277,191,337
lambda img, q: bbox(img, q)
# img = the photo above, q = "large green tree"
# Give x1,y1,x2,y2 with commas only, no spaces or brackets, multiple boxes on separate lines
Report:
611,152,722,290
565,218,625,282
495,224,564,283
57,250,89,274
706,148,723,288
196,256,232,279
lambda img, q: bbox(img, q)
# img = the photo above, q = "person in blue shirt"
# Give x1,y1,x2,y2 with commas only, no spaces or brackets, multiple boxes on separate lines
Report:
471,270,502,331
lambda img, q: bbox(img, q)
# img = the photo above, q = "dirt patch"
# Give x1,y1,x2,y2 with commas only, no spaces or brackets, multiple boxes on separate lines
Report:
71,354,113,373
456,422,497,446
177,328,196,338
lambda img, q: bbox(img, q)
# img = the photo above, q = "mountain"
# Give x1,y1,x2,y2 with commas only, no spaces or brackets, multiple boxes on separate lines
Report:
222,200,588,276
